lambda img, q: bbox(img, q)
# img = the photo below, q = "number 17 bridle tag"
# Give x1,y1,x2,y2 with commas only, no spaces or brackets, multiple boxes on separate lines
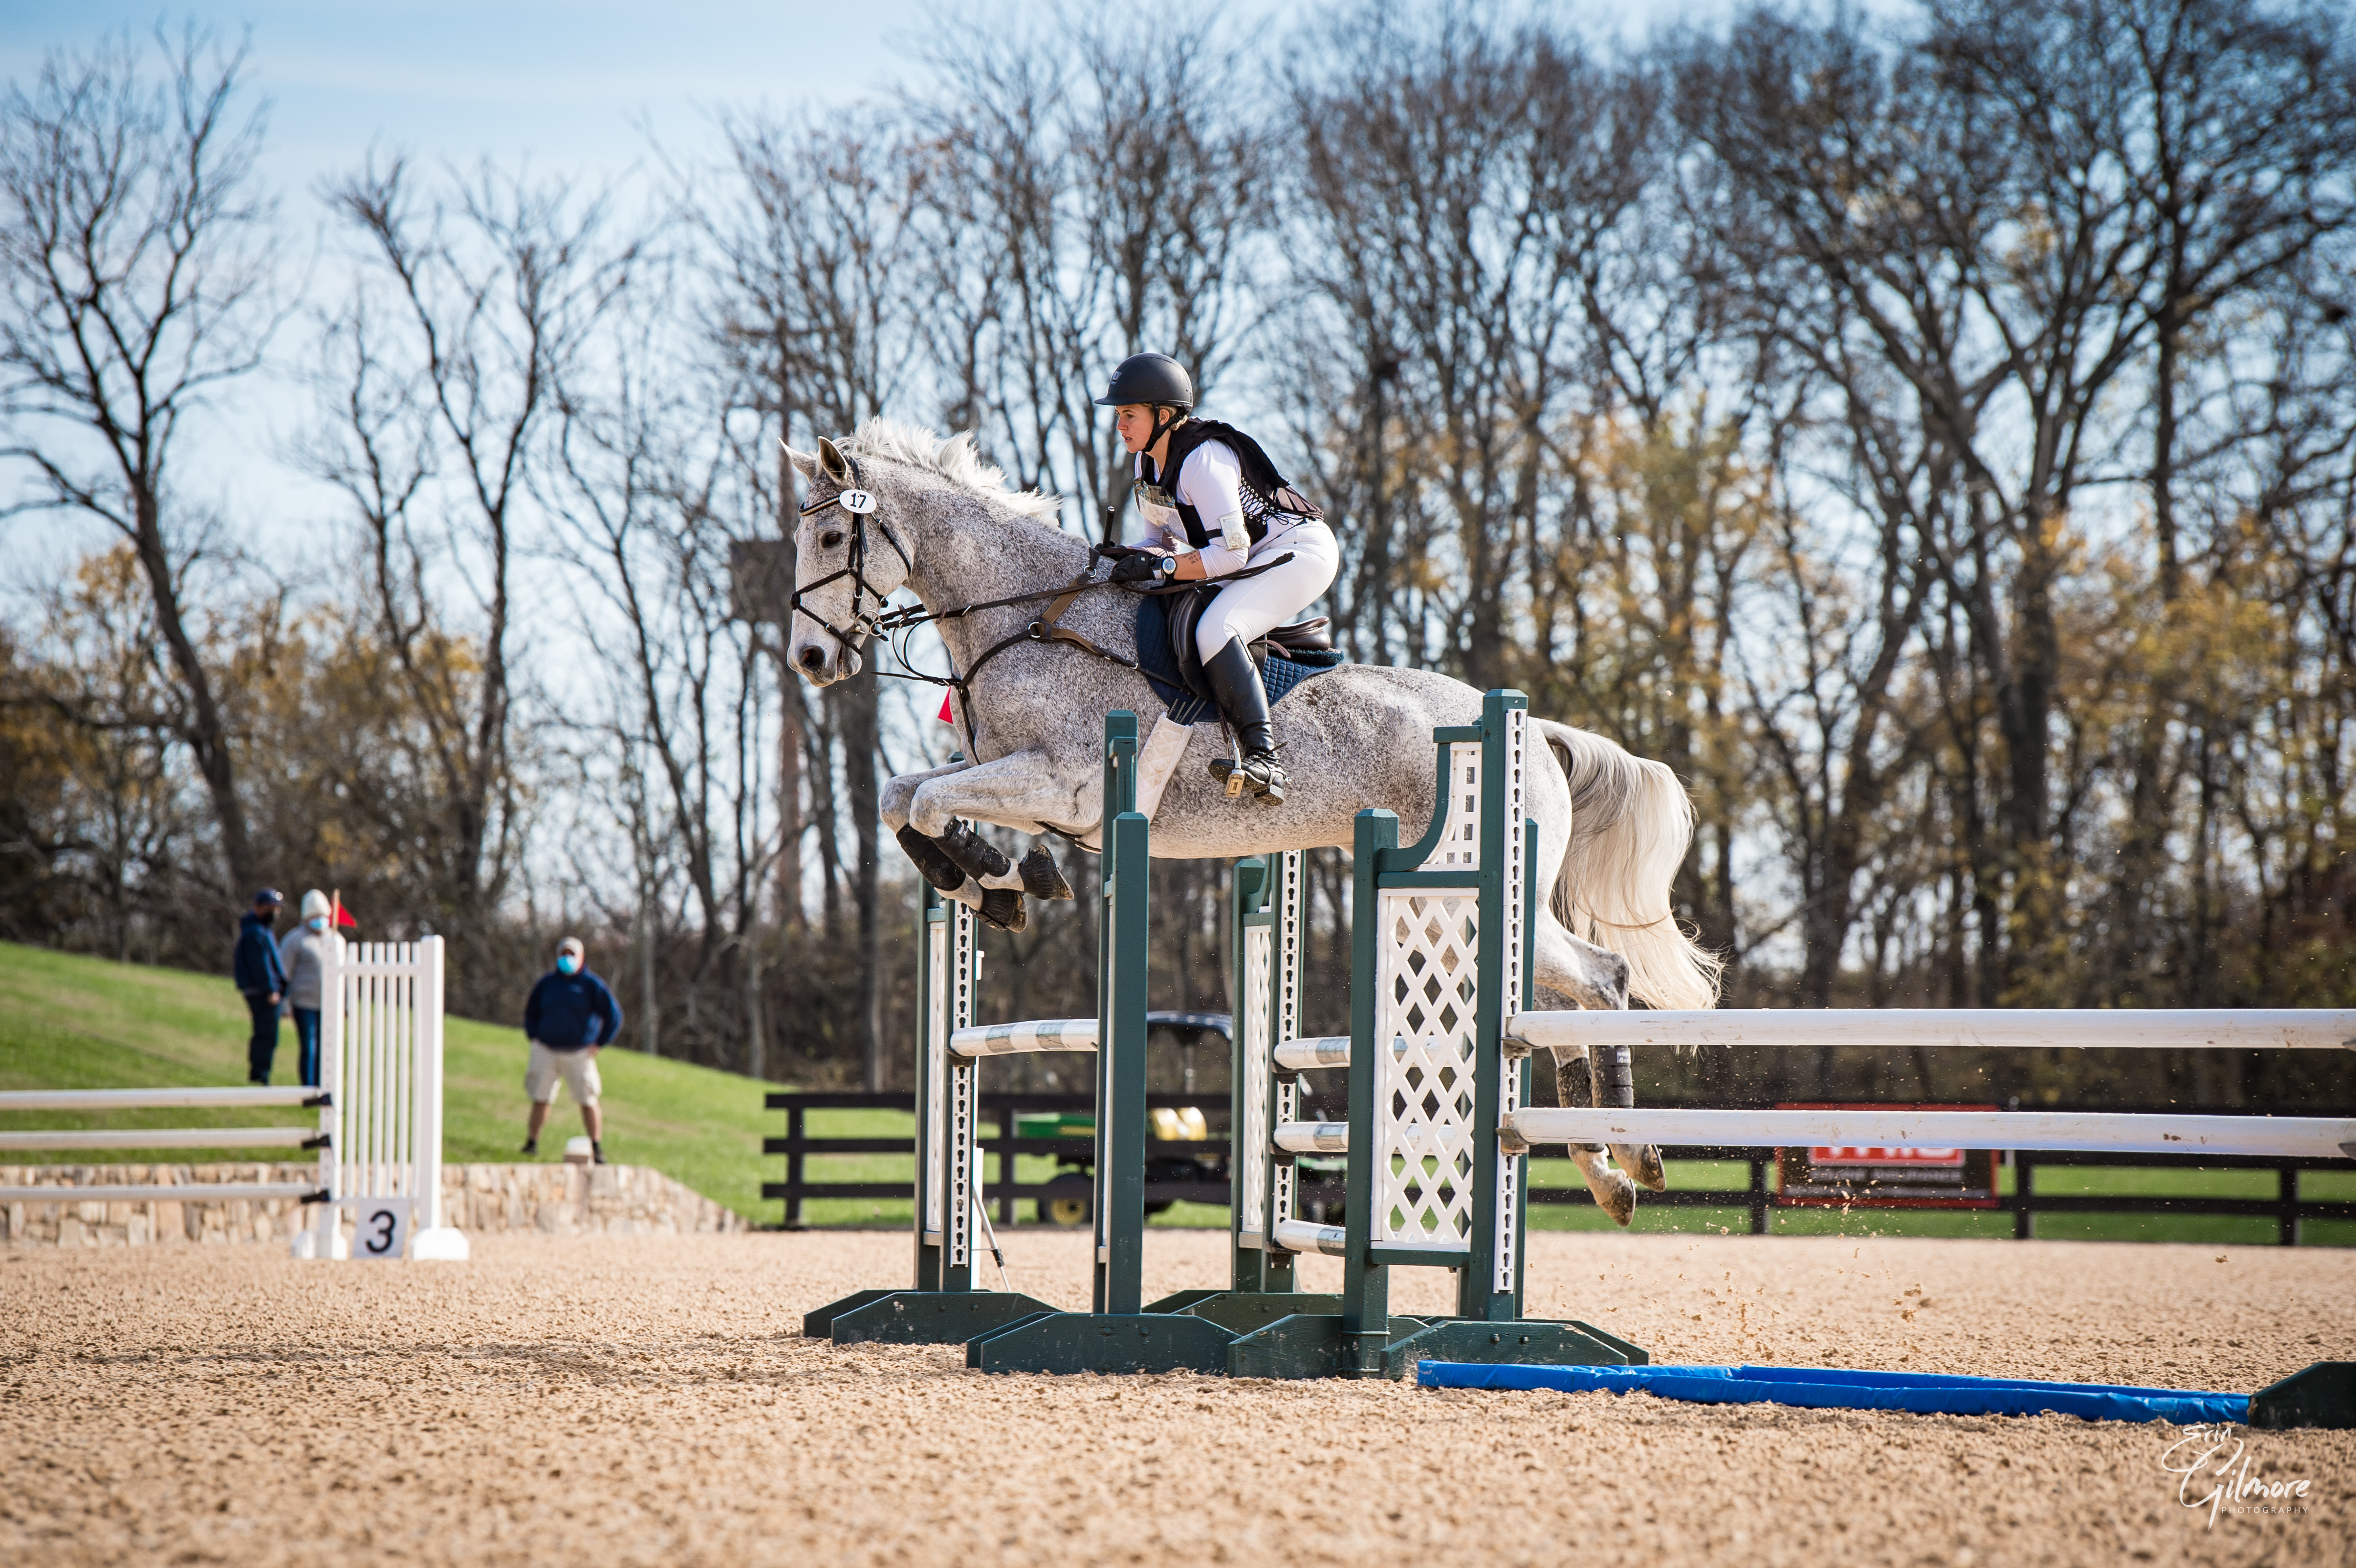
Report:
347,1198,414,1261
836,489,876,513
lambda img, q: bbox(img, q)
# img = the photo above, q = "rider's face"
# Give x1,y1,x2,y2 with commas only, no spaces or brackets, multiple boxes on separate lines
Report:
1114,404,1158,454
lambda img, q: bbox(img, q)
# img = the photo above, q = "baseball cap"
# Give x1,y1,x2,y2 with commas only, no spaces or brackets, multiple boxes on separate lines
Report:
253,888,284,907
557,936,584,958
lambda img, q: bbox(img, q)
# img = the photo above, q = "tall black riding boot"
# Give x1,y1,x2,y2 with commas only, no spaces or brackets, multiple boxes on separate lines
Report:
1203,637,1286,804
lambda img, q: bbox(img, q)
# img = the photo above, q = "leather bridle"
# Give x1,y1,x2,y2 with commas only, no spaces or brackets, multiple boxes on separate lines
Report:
786,453,914,656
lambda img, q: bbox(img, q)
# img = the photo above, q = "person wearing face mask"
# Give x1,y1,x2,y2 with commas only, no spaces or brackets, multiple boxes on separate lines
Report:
274,890,338,1088
520,936,623,1162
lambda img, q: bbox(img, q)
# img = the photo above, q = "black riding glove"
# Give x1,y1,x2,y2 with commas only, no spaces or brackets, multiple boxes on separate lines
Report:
1109,553,1167,585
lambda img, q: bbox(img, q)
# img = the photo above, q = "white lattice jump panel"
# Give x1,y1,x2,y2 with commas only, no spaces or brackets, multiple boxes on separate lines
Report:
1373,891,1479,1252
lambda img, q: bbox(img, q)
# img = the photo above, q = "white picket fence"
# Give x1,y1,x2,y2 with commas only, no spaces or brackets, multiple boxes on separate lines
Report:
0,935,466,1260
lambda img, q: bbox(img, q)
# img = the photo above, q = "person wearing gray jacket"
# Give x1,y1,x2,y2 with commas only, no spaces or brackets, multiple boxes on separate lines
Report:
276,891,337,1089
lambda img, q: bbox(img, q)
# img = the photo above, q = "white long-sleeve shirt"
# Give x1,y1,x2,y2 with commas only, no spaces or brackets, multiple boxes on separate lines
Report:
1134,441,1259,578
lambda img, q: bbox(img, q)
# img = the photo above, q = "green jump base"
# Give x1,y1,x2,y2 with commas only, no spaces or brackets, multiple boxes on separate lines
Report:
1167,1291,1350,1336
800,1287,898,1338
2249,1361,2356,1430
966,1311,1238,1374
1226,1313,1647,1381
1224,1313,1434,1380
822,1290,1063,1346
1138,1287,1229,1315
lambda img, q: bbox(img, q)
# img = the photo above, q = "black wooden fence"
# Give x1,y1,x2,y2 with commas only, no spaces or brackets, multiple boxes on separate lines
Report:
763,1091,2355,1243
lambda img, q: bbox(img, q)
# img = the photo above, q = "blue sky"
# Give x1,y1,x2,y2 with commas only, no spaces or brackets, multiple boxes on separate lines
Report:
0,0,1718,576
0,1,994,577
0,1,956,194
1,2,1708,195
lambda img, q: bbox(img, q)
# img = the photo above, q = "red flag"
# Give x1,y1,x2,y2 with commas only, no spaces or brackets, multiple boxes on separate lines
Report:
938,691,955,724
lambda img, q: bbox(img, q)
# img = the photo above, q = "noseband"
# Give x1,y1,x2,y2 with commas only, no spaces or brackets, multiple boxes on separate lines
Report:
787,453,913,653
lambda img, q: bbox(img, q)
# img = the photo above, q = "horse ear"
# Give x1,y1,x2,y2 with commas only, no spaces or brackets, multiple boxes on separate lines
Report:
817,437,852,483
781,441,818,482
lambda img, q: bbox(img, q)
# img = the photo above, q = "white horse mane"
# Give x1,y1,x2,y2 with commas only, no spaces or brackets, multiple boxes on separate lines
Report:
843,418,1064,524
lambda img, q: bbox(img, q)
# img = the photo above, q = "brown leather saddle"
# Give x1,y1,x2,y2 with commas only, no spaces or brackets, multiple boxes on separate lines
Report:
1163,584,1337,708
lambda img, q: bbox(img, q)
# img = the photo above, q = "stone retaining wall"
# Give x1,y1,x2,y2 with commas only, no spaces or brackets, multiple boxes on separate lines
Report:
0,1162,747,1248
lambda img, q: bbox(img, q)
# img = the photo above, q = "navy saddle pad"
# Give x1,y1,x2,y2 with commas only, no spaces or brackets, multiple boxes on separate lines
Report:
1133,593,1338,726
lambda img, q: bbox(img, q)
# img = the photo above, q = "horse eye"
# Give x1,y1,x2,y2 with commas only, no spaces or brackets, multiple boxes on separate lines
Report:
821,529,845,549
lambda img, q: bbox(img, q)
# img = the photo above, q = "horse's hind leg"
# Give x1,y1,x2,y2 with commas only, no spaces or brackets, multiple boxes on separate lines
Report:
1532,915,1667,1194
1545,1040,1637,1227
1591,1038,1668,1192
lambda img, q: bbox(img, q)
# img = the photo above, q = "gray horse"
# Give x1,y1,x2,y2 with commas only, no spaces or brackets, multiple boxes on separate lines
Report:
782,421,1723,1224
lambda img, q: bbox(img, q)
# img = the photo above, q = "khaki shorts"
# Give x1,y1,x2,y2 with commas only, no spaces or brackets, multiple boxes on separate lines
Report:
525,1041,602,1106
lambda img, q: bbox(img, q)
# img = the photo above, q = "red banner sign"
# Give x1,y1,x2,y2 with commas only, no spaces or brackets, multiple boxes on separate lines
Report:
1774,1103,2000,1209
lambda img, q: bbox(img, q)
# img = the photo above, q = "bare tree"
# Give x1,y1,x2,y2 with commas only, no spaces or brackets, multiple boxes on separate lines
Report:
0,27,283,896
1287,4,1656,687
700,110,922,1089
546,270,791,1077
306,155,631,1009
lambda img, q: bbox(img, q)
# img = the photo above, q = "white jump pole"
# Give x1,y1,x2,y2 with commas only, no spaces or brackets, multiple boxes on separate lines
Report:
1505,1106,2356,1161
948,1019,1100,1057
1507,1008,2356,1054
0,1088,322,1111
0,1087,330,1205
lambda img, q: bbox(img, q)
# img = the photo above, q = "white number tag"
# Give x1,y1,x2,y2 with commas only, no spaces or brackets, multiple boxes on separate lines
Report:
1134,482,1182,542
837,489,876,514
348,1198,413,1260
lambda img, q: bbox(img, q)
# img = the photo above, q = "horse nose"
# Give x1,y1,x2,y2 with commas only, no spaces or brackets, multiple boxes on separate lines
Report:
797,644,829,675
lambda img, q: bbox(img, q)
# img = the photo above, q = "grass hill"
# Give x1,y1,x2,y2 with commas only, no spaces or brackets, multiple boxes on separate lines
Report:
0,941,775,1220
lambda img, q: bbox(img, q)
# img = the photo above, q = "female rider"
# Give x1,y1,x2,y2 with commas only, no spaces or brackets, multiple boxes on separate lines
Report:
1097,353,1339,804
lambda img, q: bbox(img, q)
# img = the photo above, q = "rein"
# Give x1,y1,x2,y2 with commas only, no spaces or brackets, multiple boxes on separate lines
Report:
789,458,1293,757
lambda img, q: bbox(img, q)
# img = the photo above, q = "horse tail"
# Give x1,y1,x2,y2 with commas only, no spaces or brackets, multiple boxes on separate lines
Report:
1533,717,1724,1012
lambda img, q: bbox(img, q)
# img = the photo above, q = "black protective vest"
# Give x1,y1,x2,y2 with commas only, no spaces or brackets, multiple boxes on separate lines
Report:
1135,419,1320,551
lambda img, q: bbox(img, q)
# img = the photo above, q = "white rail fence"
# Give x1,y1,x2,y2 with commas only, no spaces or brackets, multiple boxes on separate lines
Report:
1500,1009,2356,1163
0,936,467,1260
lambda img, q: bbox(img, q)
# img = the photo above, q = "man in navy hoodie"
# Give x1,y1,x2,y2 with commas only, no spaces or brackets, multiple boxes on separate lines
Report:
521,936,624,1162
232,889,288,1083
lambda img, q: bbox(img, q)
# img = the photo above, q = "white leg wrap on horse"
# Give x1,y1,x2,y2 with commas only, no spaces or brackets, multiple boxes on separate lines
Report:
1134,715,1193,821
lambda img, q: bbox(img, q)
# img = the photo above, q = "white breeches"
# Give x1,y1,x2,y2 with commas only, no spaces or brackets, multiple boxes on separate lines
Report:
1195,520,1340,664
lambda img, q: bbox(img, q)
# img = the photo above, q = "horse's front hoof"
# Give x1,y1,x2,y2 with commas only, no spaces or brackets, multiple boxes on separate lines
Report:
978,887,1026,931
939,819,1012,881
895,825,967,892
1019,846,1073,900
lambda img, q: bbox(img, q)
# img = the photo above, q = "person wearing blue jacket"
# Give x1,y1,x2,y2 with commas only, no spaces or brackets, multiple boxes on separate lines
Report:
232,889,289,1083
520,936,623,1162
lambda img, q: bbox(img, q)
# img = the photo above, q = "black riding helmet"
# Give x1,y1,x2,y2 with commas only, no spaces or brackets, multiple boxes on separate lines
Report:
1097,353,1195,459
1094,352,1194,411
